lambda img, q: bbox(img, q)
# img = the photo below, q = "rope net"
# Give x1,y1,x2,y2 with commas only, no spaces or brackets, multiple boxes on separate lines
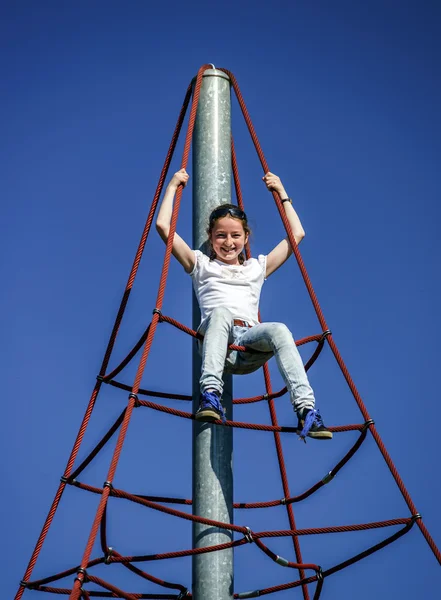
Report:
16,65,440,600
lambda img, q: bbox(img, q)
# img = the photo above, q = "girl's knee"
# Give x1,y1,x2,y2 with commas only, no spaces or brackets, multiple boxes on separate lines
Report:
270,322,292,339
266,323,296,349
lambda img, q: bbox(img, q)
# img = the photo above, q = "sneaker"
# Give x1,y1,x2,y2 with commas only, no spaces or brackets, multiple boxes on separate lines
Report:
195,390,226,423
296,407,332,441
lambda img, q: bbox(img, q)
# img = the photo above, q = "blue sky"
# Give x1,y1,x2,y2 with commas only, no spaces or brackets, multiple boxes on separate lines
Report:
2,1,440,598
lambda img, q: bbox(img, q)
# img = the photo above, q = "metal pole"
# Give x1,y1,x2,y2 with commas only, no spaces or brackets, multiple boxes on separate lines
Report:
192,68,233,600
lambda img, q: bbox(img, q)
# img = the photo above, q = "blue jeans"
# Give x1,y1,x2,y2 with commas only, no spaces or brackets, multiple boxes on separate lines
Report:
198,306,315,412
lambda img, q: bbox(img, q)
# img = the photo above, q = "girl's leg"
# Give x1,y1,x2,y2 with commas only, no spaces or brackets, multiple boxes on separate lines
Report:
236,322,315,412
198,306,234,397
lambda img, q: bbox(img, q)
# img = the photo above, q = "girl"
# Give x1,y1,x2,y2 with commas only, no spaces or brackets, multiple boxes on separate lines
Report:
156,169,331,441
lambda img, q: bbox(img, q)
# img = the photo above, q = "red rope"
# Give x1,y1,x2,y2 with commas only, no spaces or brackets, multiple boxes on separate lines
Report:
113,550,188,596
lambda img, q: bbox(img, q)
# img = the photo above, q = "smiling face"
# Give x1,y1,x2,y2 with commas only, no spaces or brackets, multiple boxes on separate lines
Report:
209,215,249,265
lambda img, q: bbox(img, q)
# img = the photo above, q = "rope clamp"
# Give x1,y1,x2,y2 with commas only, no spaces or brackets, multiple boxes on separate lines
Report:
104,547,114,564
61,475,76,485
263,393,270,400
96,375,104,382
129,392,140,407
152,308,162,316
177,591,190,599
316,566,324,582
237,591,260,599
103,481,113,490
412,513,422,521
320,329,332,342
322,471,334,485
19,581,28,588
75,567,88,584
280,497,287,505
363,419,375,431
244,526,254,543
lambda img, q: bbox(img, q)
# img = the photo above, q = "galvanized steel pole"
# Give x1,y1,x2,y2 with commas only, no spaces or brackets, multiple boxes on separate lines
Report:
192,68,233,600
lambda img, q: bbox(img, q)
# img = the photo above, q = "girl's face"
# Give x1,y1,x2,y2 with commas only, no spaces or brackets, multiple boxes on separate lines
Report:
209,215,248,265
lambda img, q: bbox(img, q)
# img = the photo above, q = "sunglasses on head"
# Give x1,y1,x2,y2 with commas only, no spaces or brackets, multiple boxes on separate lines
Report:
209,206,247,222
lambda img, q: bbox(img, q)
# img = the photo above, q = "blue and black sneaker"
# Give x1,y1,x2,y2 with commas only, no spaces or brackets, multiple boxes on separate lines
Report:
195,390,226,423
296,407,332,441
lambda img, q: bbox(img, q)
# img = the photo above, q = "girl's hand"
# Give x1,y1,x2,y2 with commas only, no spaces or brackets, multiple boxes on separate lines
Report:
170,168,190,189
262,172,285,195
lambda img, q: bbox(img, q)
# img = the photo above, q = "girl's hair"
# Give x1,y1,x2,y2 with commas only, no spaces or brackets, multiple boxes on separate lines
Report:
207,203,251,264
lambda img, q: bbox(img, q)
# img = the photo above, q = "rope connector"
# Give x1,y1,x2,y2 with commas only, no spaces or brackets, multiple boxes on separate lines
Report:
237,590,261,598
61,475,77,485
19,581,29,588
322,471,334,485
74,567,88,584
320,329,332,342
103,481,113,490
177,590,190,599
129,392,140,407
275,555,289,567
316,566,324,581
363,419,375,431
244,526,254,543
96,375,104,382
280,497,287,505
104,547,114,564
263,393,270,400
412,513,422,521
152,308,162,316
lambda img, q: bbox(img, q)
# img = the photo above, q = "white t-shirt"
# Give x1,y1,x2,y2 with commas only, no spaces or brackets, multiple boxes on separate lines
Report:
190,250,267,328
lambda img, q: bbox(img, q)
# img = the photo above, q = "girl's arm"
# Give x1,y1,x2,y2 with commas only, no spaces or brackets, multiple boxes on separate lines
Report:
263,172,305,278
156,169,195,273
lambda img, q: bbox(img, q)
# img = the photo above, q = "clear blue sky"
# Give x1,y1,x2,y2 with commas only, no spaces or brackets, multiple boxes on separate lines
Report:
2,1,440,598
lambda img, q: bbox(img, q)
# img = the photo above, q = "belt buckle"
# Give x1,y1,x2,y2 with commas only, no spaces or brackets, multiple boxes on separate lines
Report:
235,319,250,328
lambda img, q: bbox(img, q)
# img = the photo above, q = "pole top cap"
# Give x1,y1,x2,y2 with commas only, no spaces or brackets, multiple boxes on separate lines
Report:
203,66,230,81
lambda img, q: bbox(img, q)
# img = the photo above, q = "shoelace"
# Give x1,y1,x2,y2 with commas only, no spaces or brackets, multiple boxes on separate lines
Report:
201,391,226,423
299,408,322,442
